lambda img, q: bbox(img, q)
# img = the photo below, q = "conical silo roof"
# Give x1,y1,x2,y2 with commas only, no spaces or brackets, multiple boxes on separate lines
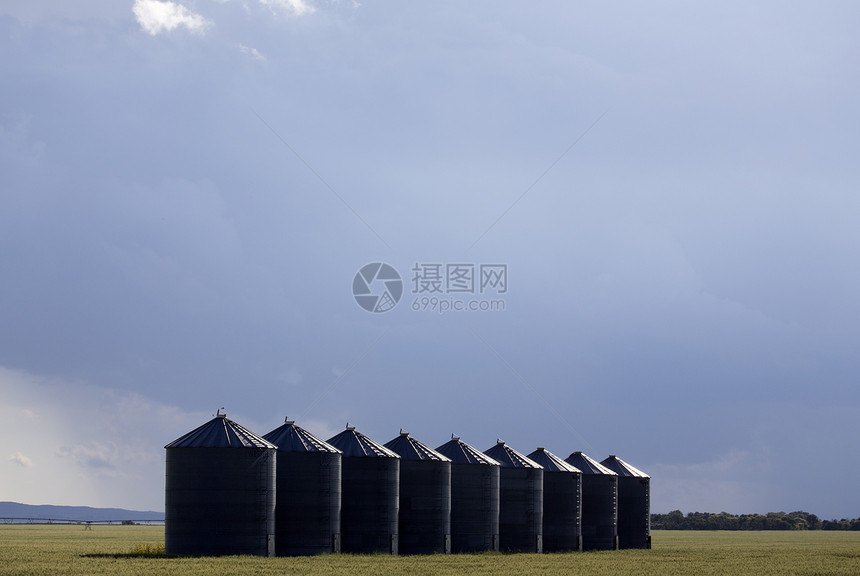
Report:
483,441,542,469
600,455,649,478
384,431,451,461
165,412,275,449
436,435,501,465
527,447,582,473
327,425,399,458
262,418,341,453
565,451,617,475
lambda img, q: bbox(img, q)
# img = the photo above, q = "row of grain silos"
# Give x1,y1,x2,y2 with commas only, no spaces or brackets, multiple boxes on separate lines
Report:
164,413,649,556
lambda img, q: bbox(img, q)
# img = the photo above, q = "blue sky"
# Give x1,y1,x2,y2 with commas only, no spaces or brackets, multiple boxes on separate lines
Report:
1,1,859,518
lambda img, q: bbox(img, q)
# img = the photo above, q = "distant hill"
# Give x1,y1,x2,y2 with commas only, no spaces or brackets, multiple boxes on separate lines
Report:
0,501,164,523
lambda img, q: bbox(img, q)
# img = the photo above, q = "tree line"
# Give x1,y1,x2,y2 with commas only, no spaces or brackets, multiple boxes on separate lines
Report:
651,510,860,530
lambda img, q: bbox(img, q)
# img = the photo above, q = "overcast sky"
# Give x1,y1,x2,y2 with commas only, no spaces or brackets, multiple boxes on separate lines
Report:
2,1,859,519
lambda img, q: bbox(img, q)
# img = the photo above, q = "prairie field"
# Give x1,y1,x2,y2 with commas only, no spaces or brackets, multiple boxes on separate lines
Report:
1,525,858,576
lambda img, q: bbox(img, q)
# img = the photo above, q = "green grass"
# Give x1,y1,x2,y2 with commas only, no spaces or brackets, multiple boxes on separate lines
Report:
1,526,858,575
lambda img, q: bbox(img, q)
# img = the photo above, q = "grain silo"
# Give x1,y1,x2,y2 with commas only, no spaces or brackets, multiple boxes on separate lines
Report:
262,418,342,556
565,451,618,551
435,435,501,553
384,431,452,555
483,441,544,553
327,425,400,555
600,455,650,549
527,447,582,552
164,411,276,556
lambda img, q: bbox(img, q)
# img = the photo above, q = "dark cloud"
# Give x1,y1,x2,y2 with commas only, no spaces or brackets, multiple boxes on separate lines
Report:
1,2,859,518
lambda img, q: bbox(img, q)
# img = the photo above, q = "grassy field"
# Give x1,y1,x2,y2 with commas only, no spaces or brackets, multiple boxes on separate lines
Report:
1,525,858,576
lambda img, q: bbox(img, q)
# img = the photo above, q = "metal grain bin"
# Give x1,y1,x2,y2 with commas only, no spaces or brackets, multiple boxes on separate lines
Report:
164,411,276,556
262,418,342,556
327,425,400,555
384,431,452,555
527,447,582,552
483,441,544,553
565,451,618,551
600,455,650,549
435,435,500,553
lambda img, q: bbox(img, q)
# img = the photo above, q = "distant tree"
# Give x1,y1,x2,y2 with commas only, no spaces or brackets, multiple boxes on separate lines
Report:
661,510,685,530
789,511,819,530
763,512,793,530
651,511,859,531
822,519,851,531
792,518,809,531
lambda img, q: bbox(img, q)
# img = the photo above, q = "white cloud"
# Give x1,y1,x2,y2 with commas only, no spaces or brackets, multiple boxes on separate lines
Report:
132,0,211,35
259,0,315,17
9,451,34,468
56,442,119,470
0,365,206,510
238,43,266,61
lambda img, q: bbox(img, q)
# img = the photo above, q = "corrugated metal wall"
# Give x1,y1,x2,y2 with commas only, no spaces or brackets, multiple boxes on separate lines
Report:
528,447,582,552
436,437,501,553
338,456,400,554
397,458,452,554
328,428,400,555
384,433,452,555
579,473,618,551
541,469,582,551
484,443,543,553
600,455,651,550
262,420,342,556
615,475,650,549
496,466,543,553
566,452,618,551
165,446,276,556
272,451,341,555
447,462,500,553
